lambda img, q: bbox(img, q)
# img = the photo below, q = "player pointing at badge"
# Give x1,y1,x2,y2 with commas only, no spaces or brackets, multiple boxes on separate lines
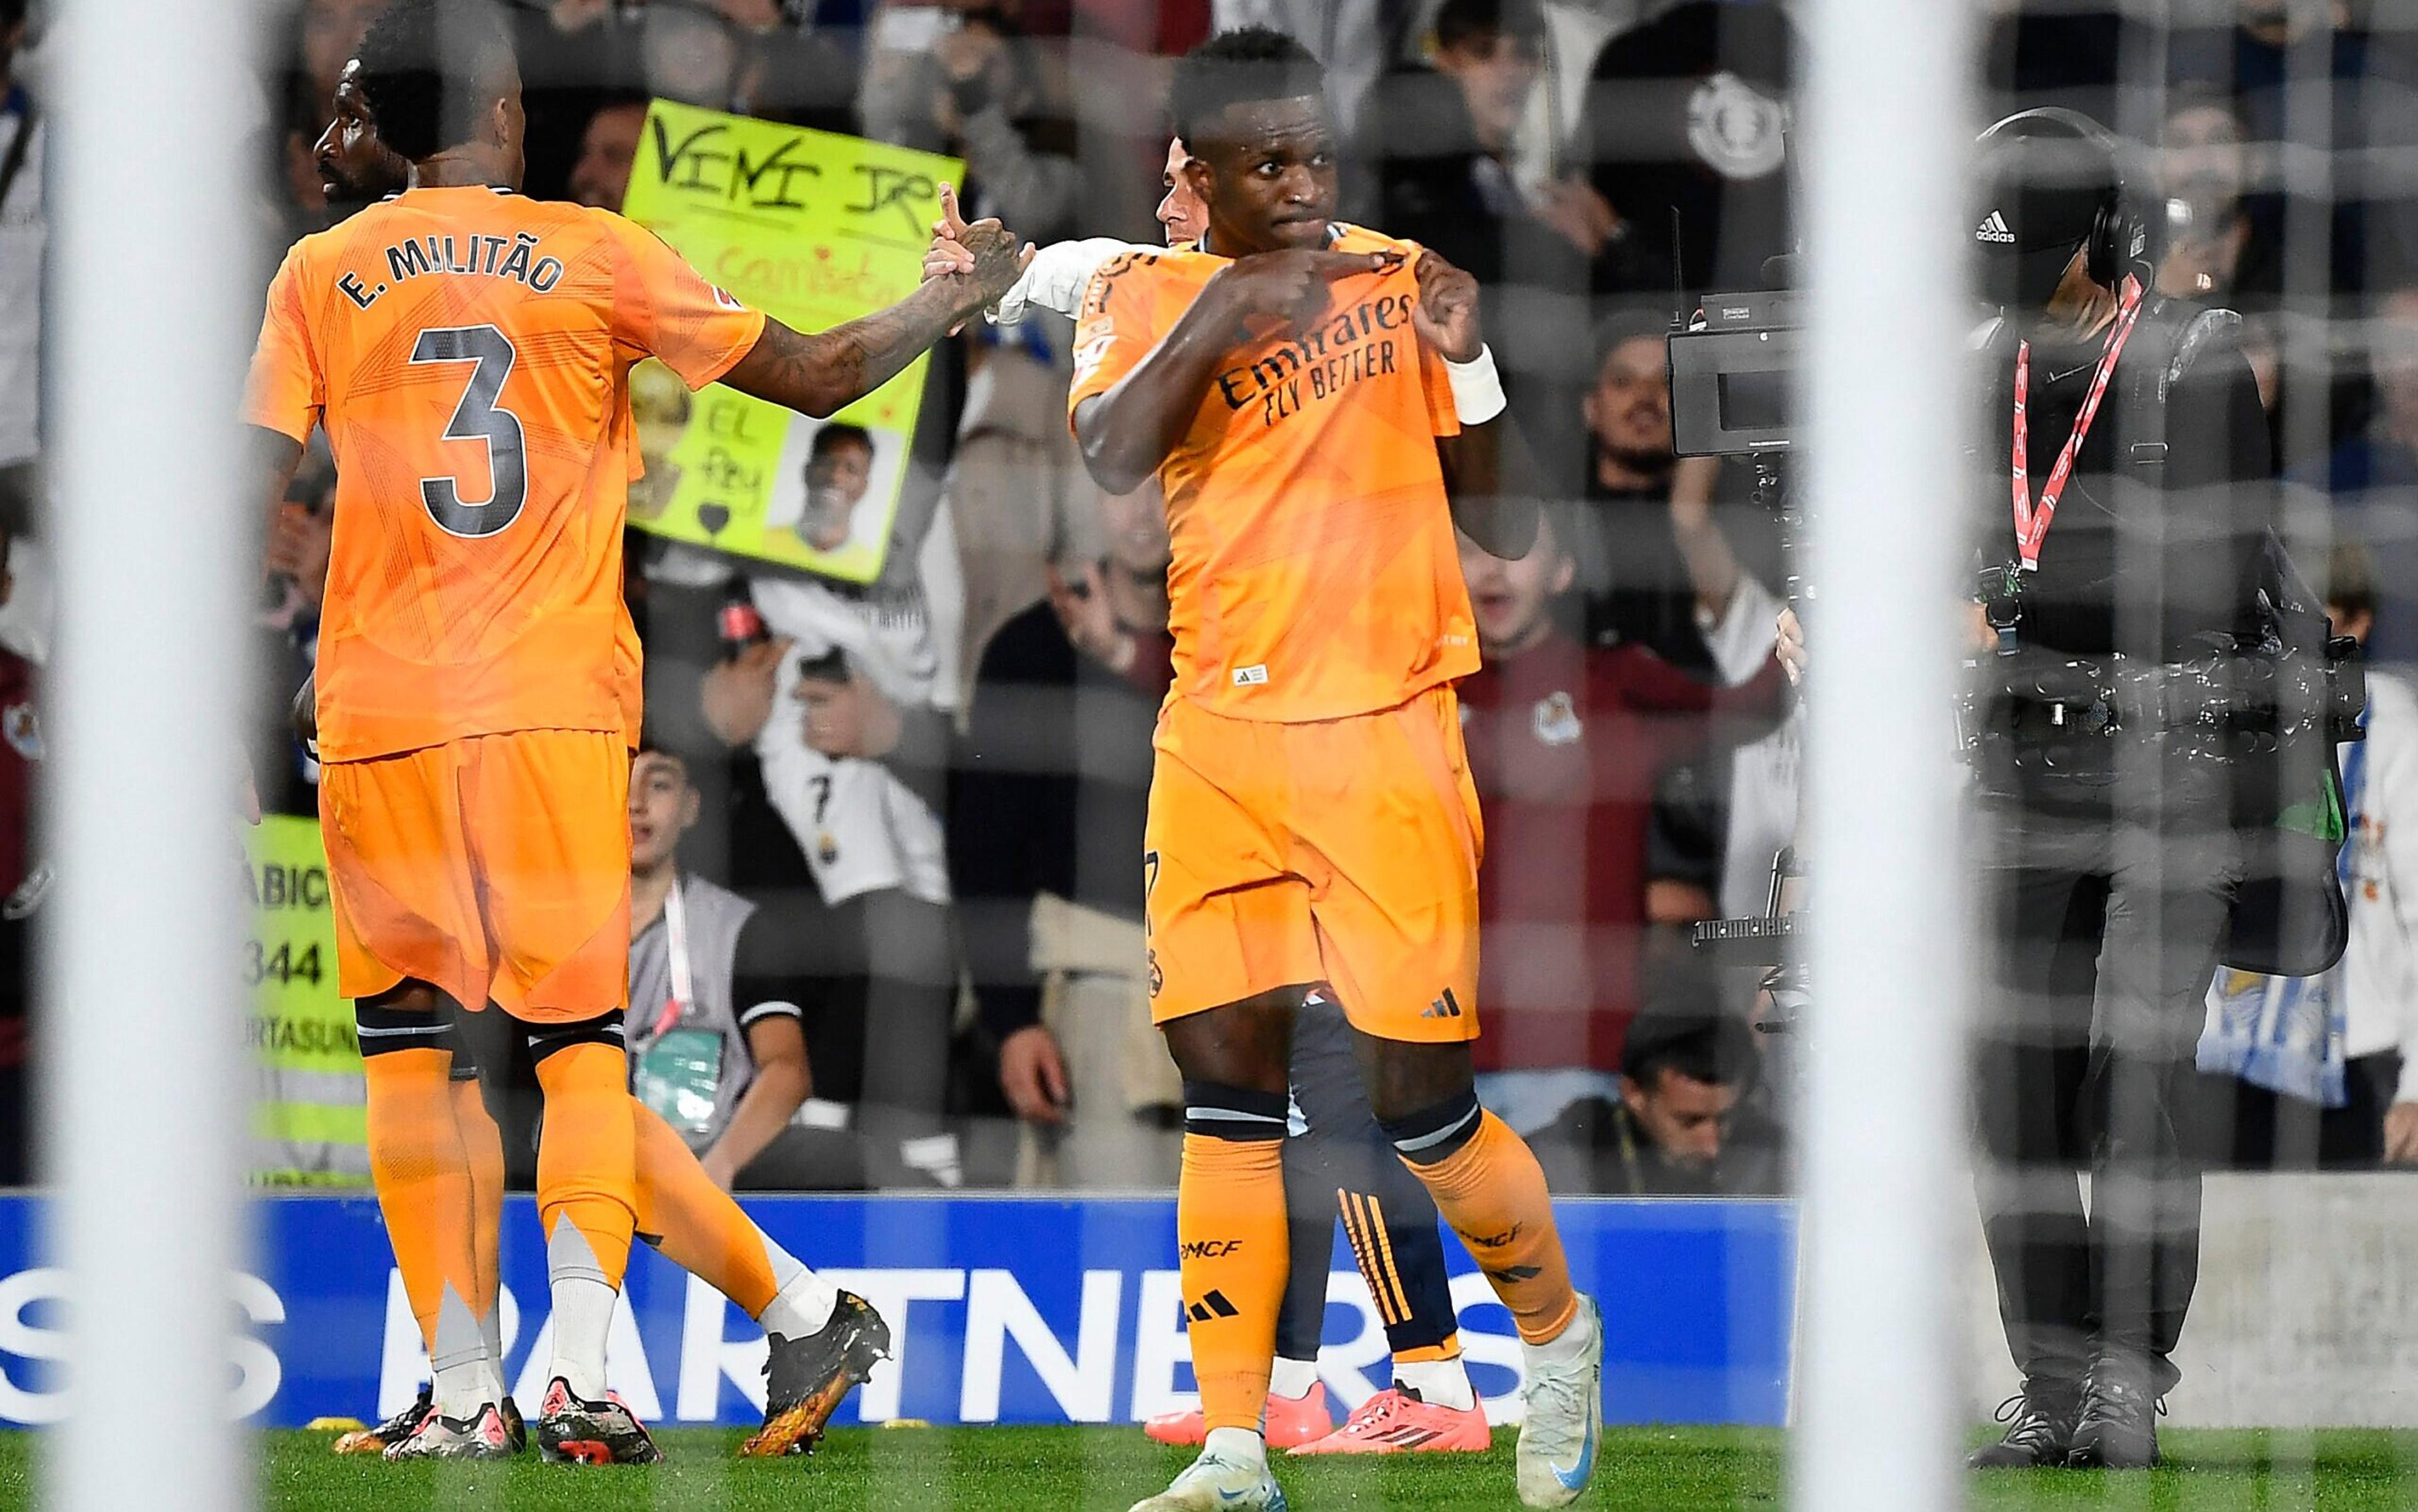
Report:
1047,28,1603,1512
927,129,1502,1458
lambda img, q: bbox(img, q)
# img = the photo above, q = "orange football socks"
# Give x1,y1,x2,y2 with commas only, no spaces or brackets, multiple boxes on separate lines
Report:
1179,1113,1292,1436
533,1040,637,1400
632,1100,778,1316
449,1075,508,1395
1404,1110,1578,1346
363,1048,489,1414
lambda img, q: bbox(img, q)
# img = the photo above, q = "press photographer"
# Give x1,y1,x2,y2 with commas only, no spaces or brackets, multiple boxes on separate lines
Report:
1744,105,2361,1473
1959,108,2286,1471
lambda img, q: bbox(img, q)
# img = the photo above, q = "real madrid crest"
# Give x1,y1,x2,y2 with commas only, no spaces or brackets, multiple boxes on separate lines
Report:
1532,691,1582,747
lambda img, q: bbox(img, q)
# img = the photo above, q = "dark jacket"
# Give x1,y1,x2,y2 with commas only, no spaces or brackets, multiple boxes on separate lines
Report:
1533,1094,1785,1197
1973,296,2274,666
947,600,1164,1041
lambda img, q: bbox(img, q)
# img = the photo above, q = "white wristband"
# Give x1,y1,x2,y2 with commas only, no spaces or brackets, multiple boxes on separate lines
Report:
1444,343,1507,424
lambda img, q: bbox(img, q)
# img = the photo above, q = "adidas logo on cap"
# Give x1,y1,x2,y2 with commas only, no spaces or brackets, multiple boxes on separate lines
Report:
1975,210,2018,245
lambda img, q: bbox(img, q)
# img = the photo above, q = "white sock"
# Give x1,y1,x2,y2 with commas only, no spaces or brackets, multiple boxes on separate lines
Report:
429,1287,497,1418
1204,1425,1266,1467
479,1307,508,1405
754,1229,841,1339
1524,1294,1597,1370
1267,1356,1320,1401
1394,1356,1477,1412
431,1353,492,1420
901,1132,963,1188
547,1276,616,1401
545,1220,616,1401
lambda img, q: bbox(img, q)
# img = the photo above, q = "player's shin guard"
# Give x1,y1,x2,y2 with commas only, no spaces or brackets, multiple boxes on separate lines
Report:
1385,1094,1578,1346
530,1023,638,1401
1179,1083,1292,1436
361,1042,488,1414
631,1100,838,1337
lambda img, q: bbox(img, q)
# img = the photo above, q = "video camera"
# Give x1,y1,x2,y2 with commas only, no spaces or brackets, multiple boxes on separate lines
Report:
1666,290,1802,458
1665,288,1810,618
1691,851,1807,1036
1670,296,1809,1030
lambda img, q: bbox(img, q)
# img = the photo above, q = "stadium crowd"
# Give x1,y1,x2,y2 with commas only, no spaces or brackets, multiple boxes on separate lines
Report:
6,0,2418,1192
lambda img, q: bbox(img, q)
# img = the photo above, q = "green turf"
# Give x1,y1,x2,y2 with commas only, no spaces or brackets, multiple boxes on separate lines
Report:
3,1426,2417,1509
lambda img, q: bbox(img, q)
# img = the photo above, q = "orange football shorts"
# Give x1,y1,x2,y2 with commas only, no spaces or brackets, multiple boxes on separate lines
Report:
317,730,632,1022
1143,684,1482,1042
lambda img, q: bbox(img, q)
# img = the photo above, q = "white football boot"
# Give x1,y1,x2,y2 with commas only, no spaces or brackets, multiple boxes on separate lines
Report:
1515,1295,1604,1508
1128,1436,1288,1512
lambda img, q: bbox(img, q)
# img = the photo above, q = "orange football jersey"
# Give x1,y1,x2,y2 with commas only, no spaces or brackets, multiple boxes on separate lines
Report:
244,185,765,761
1067,223,1474,724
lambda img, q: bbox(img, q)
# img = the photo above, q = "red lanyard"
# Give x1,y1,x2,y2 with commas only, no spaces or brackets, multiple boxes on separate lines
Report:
2011,276,2145,572
646,878,691,1042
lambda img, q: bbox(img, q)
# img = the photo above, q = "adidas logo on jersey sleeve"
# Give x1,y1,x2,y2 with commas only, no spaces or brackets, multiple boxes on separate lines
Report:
1975,210,2018,245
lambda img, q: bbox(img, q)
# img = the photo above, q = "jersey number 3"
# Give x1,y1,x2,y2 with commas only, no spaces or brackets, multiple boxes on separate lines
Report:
410,324,527,538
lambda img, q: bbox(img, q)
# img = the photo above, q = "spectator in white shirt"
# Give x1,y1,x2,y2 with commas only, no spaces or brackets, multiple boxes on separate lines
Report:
2332,550,2418,1164
698,573,965,1187
2205,544,2418,1166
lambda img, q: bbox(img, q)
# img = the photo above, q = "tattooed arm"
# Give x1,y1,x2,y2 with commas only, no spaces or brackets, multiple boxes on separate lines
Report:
719,219,1031,419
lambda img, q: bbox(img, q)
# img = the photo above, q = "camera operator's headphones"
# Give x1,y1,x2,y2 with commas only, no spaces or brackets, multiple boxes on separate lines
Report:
1975,106,2167,290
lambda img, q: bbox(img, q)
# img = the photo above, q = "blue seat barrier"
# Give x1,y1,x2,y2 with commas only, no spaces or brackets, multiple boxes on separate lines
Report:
0,1194,1794,1430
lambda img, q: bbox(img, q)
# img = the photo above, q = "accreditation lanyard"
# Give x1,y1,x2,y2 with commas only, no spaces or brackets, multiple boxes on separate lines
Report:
2341,718,2369,892
2011,276,2146,572
647,878,695,1043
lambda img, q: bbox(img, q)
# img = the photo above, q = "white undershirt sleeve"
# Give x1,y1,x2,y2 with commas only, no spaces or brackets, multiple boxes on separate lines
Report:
991,237,1140,326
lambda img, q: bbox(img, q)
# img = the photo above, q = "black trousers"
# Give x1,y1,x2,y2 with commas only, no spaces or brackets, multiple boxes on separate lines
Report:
1273,999,1458,1363
1972,784,2240,1387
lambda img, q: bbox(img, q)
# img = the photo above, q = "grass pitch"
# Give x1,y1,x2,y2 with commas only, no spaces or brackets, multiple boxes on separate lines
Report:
4,1425,2418,1509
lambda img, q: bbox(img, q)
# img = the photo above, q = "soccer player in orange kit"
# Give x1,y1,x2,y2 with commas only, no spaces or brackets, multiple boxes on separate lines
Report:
244,0,1024,1464
1060,28,1603,1512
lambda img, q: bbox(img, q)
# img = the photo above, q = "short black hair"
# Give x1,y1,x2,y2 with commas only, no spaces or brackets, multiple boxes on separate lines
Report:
2162,80,2250,139
353,0,515,164
587,89,653,123
2327,539,2376,621
1169,26,1326,149
1592,302,1671,377
632,730,690,773
809,422,874,461
0,0,28,36
1434,0,1547,55
1621,1010,1758,1093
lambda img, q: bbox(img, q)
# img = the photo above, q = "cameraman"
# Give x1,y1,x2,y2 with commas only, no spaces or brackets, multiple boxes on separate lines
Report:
1959,110,2276,1471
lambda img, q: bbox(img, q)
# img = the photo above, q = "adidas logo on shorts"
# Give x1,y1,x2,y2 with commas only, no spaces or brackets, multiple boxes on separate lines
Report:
1975,210,2018,245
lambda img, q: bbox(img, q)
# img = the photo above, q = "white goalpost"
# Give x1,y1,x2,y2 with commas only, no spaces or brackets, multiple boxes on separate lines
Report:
1791,0,1976,1509
43,1,266,1509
